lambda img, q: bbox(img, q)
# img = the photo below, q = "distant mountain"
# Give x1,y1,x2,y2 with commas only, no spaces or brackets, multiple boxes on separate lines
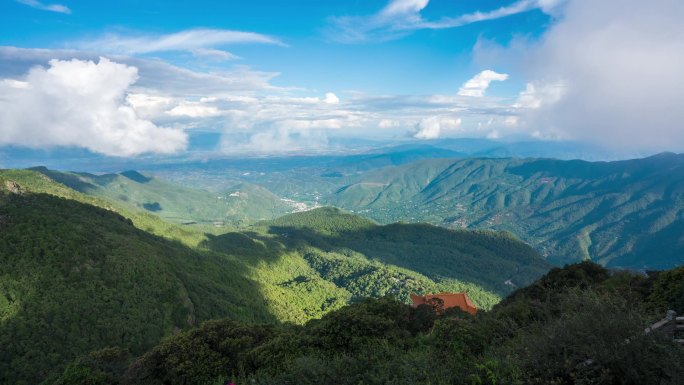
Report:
27,167,295,225
327,153,684,269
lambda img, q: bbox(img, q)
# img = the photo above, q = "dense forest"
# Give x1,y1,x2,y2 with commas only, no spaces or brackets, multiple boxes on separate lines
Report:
45,262,684,385
326,154,684,269
0,173,549,384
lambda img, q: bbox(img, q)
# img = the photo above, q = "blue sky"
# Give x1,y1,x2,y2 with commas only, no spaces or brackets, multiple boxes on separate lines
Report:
1,1,550,93
1,0,683,158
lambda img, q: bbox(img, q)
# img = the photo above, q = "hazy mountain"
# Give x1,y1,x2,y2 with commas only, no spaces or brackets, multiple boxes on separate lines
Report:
327,153,684,269
27,167,296,226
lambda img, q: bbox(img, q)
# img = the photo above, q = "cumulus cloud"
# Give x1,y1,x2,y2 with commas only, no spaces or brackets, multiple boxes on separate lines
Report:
513,82,565,109
328,0,563,43
412,116,462,139
76,28,284,55
512,0,684,150
324,92,340,105
16,0,70,14
458,70,509,97
0,46,282,97
0,57,187,156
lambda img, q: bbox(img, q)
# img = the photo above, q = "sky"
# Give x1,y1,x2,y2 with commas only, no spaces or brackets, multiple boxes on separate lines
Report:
0,0,683,159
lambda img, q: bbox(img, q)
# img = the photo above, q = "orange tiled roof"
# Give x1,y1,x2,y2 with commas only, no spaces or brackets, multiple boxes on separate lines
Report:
410,292,478,315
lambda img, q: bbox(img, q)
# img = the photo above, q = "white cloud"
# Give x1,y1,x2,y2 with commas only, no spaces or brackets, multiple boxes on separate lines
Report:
126,93,174,118
76,28,284,55
328,0,562,43
1,79,29,89
16,0,70,14
0,47,533,155
412,116,462,139
0,46,283,96
513,82,565,109
166,102,222,118
513,0,684,151
324,92,340,105
413,117,441,139
0,58,187,156
191,48,241,61
458,70,509,97
378,119,400,129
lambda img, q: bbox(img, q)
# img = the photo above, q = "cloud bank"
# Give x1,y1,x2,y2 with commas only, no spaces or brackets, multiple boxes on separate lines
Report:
511,0,684,150
0,58,187,156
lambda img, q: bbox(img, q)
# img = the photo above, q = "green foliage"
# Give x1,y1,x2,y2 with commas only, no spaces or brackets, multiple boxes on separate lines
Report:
53,263,684,385
265,206,376,234
43,347,130,385
262,208,549,297
645,266,684,314
0,192,274,385
496,290,684,385
7,167,682,385
325,155,684,269
28,167,295,227
121,320,277,385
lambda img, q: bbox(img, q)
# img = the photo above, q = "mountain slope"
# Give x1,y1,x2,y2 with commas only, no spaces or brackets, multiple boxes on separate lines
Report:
257,207,549,296
0,173,550,384
327,153,684,268
65,262,684,385
0,190,275,385
28,167,295,226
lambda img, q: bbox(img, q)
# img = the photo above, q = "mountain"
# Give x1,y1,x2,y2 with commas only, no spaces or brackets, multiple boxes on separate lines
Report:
0,171,550,384
27,167,296,226
327,153,684,269
259,207,548,295
0,189,275,385
50,262,684,385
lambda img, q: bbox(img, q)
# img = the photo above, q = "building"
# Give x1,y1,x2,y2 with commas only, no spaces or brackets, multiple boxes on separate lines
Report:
410,292,478,315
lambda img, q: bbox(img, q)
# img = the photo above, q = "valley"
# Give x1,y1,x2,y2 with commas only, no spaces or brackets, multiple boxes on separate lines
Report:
144,150,684,269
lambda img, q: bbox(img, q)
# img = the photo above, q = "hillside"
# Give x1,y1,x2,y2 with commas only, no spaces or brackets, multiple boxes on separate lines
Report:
0,190,275,385
49,262,684,385
258,207,548,295
327,153,684,269
28,167,296,226
200,206,548,323
0,175,551,384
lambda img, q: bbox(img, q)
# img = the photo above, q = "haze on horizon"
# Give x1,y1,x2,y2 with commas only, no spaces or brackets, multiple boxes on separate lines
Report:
1,0,683,162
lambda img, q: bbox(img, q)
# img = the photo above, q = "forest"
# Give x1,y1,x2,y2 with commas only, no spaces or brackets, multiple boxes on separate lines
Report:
0,174,548,384
44,262,684,385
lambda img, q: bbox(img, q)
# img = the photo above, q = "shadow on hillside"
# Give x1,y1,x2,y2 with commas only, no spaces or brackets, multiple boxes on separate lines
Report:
201,223,550,296
200,231,287,262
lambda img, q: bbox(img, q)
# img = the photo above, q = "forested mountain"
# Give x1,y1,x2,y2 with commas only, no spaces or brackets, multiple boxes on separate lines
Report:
0,171,549,384
47,262,684,385
0,191,274,385
27,167,296,226
327,153,684,269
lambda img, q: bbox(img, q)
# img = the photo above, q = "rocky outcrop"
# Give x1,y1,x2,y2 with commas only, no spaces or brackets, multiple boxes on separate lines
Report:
4,180,23,194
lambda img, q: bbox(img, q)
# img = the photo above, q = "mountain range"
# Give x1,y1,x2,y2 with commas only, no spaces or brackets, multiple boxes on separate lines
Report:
0,169,548,384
